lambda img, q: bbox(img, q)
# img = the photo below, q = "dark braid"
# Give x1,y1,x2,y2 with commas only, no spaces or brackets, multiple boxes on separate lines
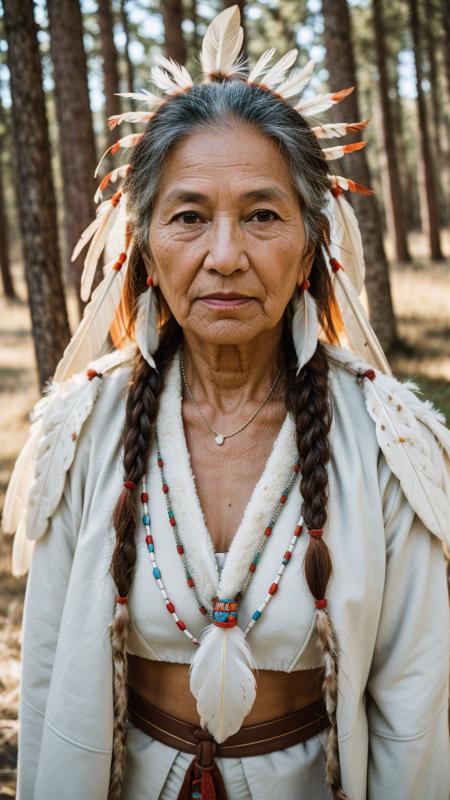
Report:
107,316,181,800
285,331,348,800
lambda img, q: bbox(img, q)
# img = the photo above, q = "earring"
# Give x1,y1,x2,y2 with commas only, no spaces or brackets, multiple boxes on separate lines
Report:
134,276,159,370
291,277,320,375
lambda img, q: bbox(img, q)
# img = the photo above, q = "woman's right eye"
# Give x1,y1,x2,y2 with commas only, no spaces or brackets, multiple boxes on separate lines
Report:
174,211,201,224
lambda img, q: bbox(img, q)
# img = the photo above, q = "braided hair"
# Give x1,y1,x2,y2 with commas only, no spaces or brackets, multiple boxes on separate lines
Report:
107,79,348,800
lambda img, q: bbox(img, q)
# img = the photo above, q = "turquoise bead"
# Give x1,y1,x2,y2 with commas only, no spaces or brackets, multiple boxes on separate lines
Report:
143,513,150,526
147,544,154,552
252,610,261,621
153,567,161,579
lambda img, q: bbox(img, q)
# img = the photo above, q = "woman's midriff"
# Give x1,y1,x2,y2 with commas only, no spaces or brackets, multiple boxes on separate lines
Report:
127,654,324,726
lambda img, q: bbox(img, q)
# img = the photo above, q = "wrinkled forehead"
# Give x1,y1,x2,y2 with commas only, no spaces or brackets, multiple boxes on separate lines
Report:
153,122,299,209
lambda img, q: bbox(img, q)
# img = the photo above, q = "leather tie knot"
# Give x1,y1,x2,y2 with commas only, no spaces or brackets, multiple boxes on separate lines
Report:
193,727,217,769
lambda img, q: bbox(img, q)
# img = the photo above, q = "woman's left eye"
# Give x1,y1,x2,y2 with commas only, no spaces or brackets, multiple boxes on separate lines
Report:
250,210,279,223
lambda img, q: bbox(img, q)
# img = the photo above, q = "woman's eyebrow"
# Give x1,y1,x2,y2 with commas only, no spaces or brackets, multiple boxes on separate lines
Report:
162,186,291,208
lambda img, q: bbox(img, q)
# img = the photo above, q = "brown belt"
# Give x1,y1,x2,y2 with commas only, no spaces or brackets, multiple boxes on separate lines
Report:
127,685,330,800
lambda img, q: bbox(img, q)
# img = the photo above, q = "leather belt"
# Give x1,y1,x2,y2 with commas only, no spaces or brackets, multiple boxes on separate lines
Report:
127,684,330,799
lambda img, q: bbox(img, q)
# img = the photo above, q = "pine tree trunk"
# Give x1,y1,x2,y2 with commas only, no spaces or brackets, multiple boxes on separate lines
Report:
322,0,397,351
47,0,98,314
0,103,15,299
98,0,121,148
3,0,71,389
409,0,443,260
161,0,187,64
423,0,447,228
444,0,450,101
120,0,135,95
372,0,410,262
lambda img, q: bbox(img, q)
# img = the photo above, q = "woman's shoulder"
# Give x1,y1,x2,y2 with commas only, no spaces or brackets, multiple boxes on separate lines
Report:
323,342,450,546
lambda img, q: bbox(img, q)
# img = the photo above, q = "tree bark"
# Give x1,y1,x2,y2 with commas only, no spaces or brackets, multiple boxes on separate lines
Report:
161,0,187,65
120,0,135,95
47,0,98,314
3,0,71,388
0,102,16,299
98,0,121,148
423,0,447,227
409,0,443,259
372,0,410,262
322,0,397,351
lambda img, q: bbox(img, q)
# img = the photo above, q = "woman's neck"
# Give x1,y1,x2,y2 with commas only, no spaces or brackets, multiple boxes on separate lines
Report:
181,327,285,413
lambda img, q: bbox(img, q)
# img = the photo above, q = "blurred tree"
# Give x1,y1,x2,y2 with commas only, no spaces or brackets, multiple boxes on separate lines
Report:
423,0,447,227
162,0,187,63
98,0,121,148
444,0,450,101
3,0,71,388
47,0,99,314
0,100,15,299
372,0,410,262
120,0,135,95
322,0,397,351
409,0,443,259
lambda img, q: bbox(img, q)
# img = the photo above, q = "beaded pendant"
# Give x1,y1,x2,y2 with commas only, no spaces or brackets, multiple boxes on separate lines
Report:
140,431,304,645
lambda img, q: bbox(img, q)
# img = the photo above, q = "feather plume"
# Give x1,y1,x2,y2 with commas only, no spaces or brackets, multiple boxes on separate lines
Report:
329,174,375,196
94,165,130,204
322,140,367,160
295,86,354,117
2,418,43,534
362,374,450,544
54,242,132,383
200,5,244,78
275,59,315,99
332,266,391,374
261,49,298,89
189,622,257,743
71,201,111,262
291,289,320,375
80,198,122,302
115,89,164,108
94,134,144,178
326,192,365,293
311,119,369,139
153,55,193,89
247,47,275,83
134,287,159,370
108,111,154,130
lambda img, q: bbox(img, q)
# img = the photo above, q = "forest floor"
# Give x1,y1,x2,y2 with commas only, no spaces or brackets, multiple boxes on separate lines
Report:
0,231,449,797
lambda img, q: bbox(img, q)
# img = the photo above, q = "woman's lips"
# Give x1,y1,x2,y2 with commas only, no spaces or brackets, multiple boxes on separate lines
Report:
200,294,253,308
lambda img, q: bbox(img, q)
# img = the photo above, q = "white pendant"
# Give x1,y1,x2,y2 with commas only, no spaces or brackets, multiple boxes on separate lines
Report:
215,434,225,446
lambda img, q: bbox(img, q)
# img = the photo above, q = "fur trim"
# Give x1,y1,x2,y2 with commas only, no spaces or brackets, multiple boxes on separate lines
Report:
156,351,299,608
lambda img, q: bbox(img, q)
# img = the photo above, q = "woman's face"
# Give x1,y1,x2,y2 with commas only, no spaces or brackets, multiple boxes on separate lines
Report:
148,123,314,346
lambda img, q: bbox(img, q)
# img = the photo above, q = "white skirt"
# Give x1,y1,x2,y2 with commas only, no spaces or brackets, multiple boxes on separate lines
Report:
122,719,331,800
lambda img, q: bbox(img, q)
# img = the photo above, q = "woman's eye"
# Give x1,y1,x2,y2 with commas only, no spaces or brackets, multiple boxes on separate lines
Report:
250,210,279,223
175,211,201,224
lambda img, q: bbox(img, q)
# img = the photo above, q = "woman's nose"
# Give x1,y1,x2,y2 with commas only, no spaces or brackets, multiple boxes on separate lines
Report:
202,217,249,275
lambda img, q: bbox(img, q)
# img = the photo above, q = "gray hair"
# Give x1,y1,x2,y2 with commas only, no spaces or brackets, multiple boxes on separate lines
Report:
124,80,331,260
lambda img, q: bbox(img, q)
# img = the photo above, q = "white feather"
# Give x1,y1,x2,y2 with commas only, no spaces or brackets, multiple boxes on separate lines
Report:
94,165,130,204
326,192,365,293
275,59,315,99
295,86,353,117
71,201,110,263
94,134,143,178
332,266,391,374
261,49,298,89
291,289,320,375
53,243,132,383
200,5,244,77
247,48,275,83
362,375,450,544
80,199,122,302
189,623,257,743
153,55,193,89
108,111,154,130
12,515,35,577
2,418,43,534
311,121,366,139
134,287,159,370
115,89,164,108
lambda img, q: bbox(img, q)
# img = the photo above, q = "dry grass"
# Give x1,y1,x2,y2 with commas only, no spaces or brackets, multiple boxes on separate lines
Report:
0,238,449,797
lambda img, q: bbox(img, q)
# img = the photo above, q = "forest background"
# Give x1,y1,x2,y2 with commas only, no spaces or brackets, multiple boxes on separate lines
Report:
0,0,449,795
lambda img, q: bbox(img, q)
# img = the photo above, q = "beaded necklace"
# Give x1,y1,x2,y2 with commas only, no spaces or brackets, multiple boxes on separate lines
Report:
141,430,304,645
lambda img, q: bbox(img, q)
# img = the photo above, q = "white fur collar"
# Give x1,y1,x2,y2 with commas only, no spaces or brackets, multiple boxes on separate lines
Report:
156,350,299,609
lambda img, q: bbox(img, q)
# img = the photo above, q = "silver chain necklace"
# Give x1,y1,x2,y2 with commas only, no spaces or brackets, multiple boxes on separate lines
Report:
179,347,283,445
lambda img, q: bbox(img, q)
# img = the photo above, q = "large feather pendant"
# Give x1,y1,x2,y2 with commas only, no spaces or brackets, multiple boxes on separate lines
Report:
134,286,159,370
189,622,257,743
291,288,320,375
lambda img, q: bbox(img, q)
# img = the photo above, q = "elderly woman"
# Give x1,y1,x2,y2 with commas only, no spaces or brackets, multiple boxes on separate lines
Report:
4,7,449,800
